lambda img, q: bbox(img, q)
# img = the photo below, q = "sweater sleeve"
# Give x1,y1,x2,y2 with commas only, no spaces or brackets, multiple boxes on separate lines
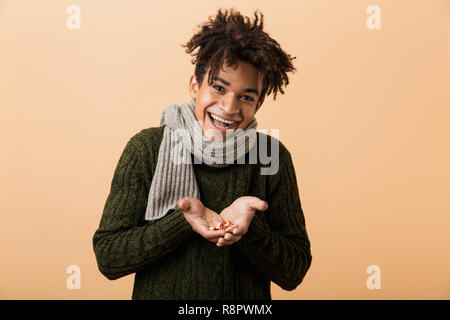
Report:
92,138,193,280
236,149,312,291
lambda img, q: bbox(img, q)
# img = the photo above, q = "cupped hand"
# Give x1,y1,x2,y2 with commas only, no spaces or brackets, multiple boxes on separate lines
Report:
217,196,268,246
177,197,227,243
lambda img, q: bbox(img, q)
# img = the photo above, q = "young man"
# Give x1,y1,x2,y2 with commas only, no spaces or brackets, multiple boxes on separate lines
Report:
93,8,312,300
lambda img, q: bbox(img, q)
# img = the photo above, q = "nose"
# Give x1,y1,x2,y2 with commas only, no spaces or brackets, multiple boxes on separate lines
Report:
219,94,240,116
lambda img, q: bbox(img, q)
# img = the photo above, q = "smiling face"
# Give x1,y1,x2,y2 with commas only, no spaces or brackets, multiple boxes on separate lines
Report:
189,60,265,141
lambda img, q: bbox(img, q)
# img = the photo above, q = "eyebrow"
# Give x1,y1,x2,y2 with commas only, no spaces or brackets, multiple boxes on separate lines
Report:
212,77,259,97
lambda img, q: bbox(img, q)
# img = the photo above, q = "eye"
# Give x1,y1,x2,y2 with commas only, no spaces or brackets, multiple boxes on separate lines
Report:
241,95,254,101
212,85,224,92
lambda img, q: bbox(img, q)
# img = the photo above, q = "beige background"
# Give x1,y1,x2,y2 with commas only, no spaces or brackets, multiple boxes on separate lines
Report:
1,0,449,299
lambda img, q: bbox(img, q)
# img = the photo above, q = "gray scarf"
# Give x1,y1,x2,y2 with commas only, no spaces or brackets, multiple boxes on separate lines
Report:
145,98,258,221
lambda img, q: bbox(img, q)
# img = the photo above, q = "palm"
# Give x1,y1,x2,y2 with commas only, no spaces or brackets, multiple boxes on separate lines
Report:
221,196,268,235
177,197,225,242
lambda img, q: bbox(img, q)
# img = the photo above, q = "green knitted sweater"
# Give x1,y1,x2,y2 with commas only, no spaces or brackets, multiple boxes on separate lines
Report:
92,126,312,299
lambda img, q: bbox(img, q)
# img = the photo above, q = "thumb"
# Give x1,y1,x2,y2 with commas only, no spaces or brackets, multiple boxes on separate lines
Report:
177,198,191,211
252,198,268,211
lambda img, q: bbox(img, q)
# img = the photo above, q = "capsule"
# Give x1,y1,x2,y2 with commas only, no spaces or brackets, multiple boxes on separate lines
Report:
209,220,234,230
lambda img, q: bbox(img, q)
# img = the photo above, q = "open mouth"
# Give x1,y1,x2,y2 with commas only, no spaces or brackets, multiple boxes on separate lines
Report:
207,111,239,130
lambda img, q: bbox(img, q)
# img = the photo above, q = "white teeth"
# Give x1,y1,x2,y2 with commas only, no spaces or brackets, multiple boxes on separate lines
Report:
210,113,234,125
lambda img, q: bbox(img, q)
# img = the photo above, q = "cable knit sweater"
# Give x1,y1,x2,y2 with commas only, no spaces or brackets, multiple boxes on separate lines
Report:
92,125,312,299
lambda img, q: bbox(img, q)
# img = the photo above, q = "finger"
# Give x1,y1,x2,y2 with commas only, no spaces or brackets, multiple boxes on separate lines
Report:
224,232,239,241
203,229,225,241
232,224,243,235
251,198,268,211
218,234,242,246
223,224,238,233
232,225,247,236
222,232,241,242
217,237,233,247
231,235,242,243
209,236,221,243
177,198,190,211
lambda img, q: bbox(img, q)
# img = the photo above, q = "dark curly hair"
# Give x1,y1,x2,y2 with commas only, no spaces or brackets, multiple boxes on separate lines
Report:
181,7,297,103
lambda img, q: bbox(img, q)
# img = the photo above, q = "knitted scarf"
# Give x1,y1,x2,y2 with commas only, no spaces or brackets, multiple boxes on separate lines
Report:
145,98,258,221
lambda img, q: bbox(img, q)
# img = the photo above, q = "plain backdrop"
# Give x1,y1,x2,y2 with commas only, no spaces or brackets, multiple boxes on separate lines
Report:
1,0,449,299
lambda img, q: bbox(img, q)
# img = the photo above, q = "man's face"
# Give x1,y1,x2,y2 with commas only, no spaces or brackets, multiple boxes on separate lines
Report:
189,60,265,141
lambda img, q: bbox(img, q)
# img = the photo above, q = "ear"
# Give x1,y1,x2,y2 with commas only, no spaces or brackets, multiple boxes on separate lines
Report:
189,74,200,99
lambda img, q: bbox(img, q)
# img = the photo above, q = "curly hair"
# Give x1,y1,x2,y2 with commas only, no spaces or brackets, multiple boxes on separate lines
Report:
181,7,297,102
